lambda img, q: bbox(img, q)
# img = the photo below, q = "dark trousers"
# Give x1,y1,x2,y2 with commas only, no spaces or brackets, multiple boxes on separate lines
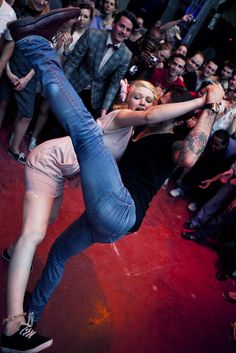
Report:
79,89,99,119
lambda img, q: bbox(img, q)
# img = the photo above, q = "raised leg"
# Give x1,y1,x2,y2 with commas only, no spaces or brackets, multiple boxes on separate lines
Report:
16,36,135,234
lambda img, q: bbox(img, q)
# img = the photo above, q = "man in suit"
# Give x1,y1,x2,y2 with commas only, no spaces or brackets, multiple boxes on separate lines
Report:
63,10,138,117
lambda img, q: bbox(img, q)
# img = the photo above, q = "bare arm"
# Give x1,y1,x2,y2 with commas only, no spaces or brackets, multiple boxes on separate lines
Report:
160,19,181,32
110,96,205,130
199,172,223,189
0,40,15,78
174,84,224,169
160,14,194,32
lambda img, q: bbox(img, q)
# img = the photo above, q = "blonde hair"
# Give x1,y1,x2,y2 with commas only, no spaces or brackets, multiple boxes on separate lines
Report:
127,80,158,101
113,80,158,110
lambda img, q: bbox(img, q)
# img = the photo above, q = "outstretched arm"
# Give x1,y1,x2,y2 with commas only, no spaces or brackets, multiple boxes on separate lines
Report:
159,14,194,32
174,83,224,168
110,96,205,129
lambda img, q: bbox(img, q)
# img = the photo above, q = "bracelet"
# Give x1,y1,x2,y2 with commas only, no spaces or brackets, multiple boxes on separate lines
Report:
202,102,220,114
63,51,70,57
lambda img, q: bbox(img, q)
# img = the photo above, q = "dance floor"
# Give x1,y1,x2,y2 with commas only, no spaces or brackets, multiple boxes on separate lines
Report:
0,125,235,353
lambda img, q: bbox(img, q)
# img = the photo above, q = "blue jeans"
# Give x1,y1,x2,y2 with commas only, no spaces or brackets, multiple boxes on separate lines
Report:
17,36,136,320
191,182,236,228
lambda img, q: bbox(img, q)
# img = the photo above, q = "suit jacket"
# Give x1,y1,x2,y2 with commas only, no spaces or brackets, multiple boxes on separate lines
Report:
63,29,132,111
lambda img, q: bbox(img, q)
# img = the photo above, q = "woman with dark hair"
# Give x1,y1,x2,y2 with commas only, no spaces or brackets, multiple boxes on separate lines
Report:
55,1,94,61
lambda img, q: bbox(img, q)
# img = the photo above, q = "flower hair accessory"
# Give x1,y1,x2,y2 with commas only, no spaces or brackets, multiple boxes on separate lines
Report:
120,79,129,102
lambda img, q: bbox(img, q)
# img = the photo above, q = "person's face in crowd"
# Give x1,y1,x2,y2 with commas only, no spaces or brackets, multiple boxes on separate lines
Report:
203,61,218,78
136,17,144,29
111,16,133,43
103,0,117,15
142,28,162,53
186,53,204,72
168,57,186,77
176,45,188,56
210,135,227,152
132,16,144,34
156,48,172,63
128,86,155,111
30,0,48,13
228,74,236,91
76,8,92,29
165,28,176,43
221,65,233,80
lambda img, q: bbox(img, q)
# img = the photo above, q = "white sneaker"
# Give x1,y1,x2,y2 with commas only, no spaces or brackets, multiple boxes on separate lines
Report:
29,137,37,151
169,187,183,198
187,202,198,212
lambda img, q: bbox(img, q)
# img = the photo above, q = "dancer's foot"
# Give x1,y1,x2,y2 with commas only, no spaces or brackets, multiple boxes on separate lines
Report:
1,325,53,353
8,8,81,42
1,312,52,352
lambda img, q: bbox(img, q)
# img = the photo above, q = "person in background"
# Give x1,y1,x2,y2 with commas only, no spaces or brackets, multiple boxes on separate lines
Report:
150,53,186,93
63,9,138,117
126,25,162,57
126,40,173,82
0,0,16,127
182,162,236,237
195,58,220,91
159,14,194,48
90,0,118,30
182,51,205,91
7,0,50,163
128,15,145,42
0,0,16,77
225,72,236,101
125,15,145,54
211,62,235,91
169,130,236,204
175,43,188,57
28,0,92,152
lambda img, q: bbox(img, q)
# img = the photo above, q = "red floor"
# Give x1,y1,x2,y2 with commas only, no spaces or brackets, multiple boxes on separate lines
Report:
0,125,236,353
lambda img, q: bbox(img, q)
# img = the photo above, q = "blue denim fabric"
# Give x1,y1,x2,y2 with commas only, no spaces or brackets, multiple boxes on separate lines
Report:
17,36,136,320
192,182,236,228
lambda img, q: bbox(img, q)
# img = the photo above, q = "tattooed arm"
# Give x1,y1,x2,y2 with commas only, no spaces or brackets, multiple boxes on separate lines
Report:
173,83,224,168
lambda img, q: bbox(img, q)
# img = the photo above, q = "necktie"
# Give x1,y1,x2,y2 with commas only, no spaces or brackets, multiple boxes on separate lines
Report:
107,43,119,50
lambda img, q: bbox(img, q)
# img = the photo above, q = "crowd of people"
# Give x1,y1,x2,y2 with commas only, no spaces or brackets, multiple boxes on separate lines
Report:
0,1,236,352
